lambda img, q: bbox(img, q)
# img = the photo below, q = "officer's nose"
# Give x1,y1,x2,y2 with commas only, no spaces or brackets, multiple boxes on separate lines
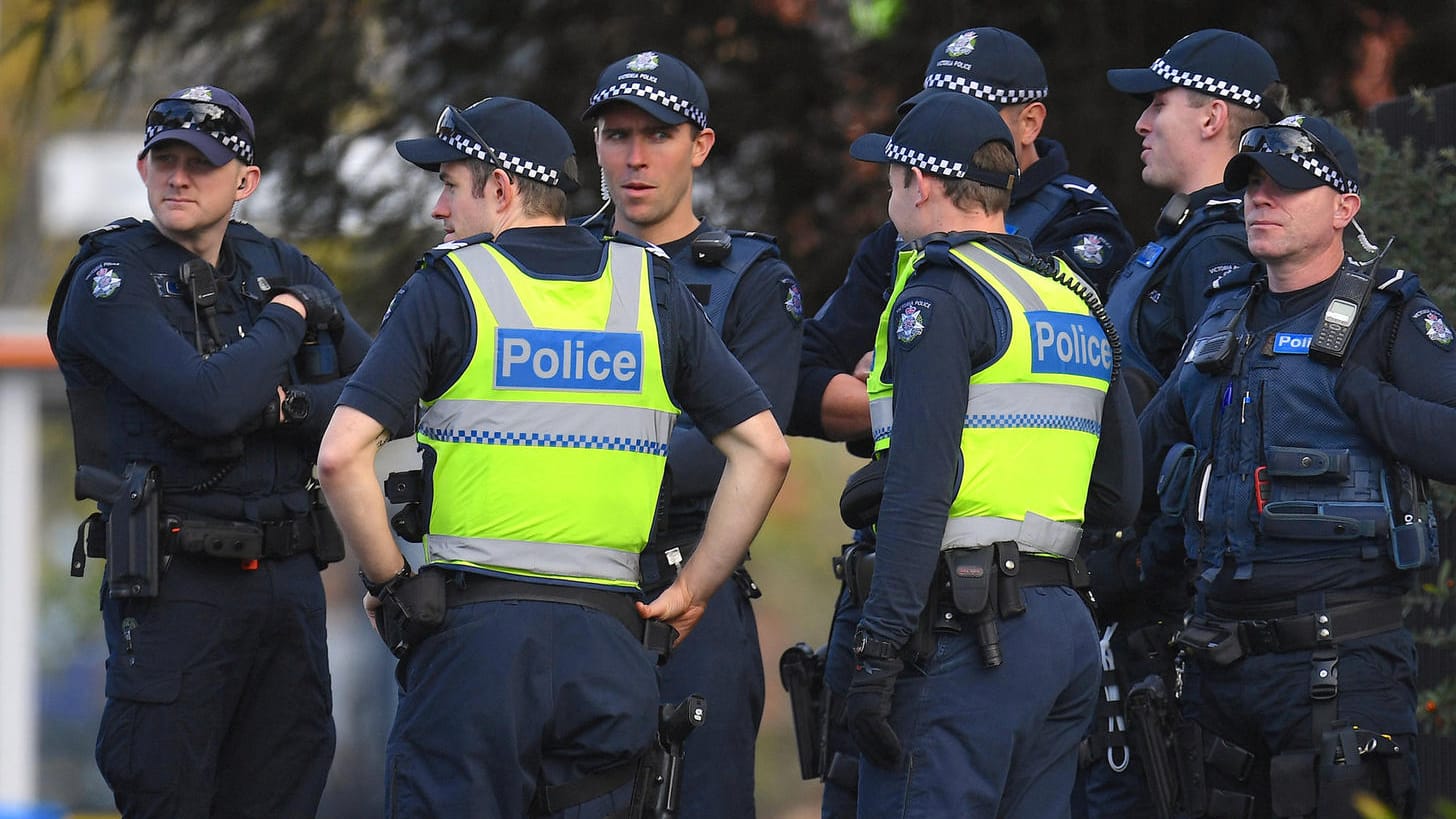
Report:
625,136,648,167
1134,105,1155,137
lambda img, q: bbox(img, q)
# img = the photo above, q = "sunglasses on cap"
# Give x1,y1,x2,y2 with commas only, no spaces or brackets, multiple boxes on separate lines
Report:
1238,124,1354,192
145,98,254,164
435,105,499,166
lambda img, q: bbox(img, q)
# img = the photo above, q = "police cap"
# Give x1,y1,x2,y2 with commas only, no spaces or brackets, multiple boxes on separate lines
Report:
396,96,581,192
581,51,710,130
898,28,1049,116
852,92,1017,190
1107,29,1281,117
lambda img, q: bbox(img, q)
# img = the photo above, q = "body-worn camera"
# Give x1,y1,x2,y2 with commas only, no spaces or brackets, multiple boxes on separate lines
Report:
1186,330,1239,375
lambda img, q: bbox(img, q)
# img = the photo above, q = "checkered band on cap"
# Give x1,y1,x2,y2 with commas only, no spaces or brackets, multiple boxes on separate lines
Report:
587,81,708,129
885,139,966,178
1151,58,1262,109
1266,147,1359,194
145,123,254,165
924,73,1048,105
441,133,563,187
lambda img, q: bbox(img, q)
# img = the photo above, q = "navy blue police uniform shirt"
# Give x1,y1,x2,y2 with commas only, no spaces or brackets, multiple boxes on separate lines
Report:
52,220,372,519
1125,184,1251,382
339,225,770,450
1008,138,1134,294
858,233,1141,645
1139,264,1456,605
654,224,802,527
790,142,1131,442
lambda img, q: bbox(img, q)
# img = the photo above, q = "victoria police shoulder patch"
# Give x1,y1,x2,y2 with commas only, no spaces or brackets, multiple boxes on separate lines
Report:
1412,307,1453,350
1071,234,1109,268
895,299,932,348
782,280,804,323
89,262,123,299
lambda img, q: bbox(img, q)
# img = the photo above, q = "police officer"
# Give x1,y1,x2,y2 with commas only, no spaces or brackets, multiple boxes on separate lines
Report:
578,50,803,819
1082,31,1287,817
842,91,1140,818
48,85,371,816
787,28,1134,818
1139,114,1456,819
1105,29,1286,411
316,96,791,817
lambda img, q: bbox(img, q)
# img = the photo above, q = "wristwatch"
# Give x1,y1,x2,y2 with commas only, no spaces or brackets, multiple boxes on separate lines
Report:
853,628,900,661
280,387,312,425
360,563,412,599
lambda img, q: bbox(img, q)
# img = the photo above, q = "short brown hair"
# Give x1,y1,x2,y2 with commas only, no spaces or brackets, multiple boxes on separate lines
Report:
467,158,567,218
900,140,1017,215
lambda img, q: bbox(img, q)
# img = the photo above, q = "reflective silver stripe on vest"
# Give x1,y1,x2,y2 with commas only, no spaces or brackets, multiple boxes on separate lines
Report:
965,383,1104,436
955,243,1047,312
420,399,674,455
428,534,640,583
870,396,893,444
941,512,1082,556
462,242,644,331
875,381,1104,441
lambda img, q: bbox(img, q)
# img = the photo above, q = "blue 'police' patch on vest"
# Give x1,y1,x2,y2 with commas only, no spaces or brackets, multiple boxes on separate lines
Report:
495,328,644,392
1272,333,1312,354
1028,311,1113,379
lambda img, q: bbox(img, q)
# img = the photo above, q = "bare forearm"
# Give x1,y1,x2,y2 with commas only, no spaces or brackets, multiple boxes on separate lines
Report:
820,372,872,441
318,407,407,582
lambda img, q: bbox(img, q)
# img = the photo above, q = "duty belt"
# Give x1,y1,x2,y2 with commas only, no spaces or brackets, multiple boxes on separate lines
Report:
441,569,647,642
1192,596,1405,656
164,514,317,561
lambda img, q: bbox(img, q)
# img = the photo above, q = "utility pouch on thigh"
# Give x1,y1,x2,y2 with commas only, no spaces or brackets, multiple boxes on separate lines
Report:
841,544,876,607
1270,750,1318,818
943,546,995,616
376,569,447,658
1176,618,1246,666
1169,719,1207,817
309,503,346,565
839,457,887,530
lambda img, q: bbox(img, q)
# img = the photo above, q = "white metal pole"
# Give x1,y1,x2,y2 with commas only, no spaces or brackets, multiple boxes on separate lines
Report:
0,370,41,804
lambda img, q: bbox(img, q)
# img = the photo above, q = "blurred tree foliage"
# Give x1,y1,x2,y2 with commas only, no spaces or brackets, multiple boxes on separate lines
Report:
8,0,1456,323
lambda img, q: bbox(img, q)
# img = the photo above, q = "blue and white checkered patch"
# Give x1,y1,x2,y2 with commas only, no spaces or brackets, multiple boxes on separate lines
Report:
419,425,670,456
144,123,254,165
1281,150,1358,194
1151,57,1262,110
885,139,966,178
587,81,708,130
441,133,563,187
923,73,1047,105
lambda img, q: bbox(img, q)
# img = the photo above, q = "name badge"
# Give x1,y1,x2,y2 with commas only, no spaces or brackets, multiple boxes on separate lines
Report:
495,328,643,392
1028,311,1114,379
1272,333,1313,355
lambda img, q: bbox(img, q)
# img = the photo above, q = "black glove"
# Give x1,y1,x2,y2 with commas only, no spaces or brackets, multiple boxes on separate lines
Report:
271,283,342,332
845,655,905,769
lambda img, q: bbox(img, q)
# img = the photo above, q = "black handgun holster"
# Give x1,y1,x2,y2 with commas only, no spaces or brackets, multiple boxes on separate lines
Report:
376,569,448,658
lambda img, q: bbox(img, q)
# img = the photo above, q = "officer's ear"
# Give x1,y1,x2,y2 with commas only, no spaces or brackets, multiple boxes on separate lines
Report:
690,125,715,169
1332,192,1361,230
1009,102,1046,149
234,165,261,201
1200,98,1230,140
